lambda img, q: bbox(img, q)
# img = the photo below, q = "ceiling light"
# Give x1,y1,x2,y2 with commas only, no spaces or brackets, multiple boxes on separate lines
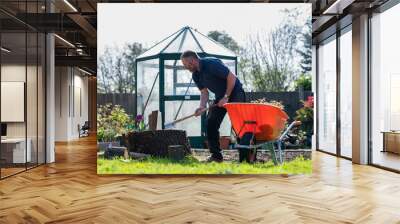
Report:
323,0,355,15
78,67,92,76
1,47,11,53
54,34,75,48
63,0,78,12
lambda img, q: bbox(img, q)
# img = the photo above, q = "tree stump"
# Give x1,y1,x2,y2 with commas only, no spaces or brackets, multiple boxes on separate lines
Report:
126,130,191,157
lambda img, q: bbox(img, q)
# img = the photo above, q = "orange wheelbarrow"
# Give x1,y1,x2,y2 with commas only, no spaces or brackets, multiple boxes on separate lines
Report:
224,103,301,164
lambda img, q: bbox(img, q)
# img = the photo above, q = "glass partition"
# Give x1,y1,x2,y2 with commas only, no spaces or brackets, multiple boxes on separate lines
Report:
339,28,352,158
317,36,337,154
1,31,28,177
370,4,400,171
0,2,46,179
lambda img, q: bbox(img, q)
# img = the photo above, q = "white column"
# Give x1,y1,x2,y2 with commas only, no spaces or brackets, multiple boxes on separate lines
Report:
352,14,369,164
45,0,55,163
46,33,55,163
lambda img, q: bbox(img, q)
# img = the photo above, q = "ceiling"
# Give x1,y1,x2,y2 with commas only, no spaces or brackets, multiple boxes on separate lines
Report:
0,0,392,75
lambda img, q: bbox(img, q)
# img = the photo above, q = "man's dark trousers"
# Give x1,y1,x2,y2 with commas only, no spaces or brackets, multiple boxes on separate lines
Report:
206,89,246,160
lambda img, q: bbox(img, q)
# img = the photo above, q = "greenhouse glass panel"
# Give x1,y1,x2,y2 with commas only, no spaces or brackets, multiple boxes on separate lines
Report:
162,31,187,53
137,59,160,126
165,101,201,136
137,29,182,59
221,59,236,73
219,112,232,137
178,32,203,53
164,60,199,96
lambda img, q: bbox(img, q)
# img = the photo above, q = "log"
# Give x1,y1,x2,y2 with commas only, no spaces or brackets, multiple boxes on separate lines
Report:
104,146,126,159
168,145,186,161
129,152,151,160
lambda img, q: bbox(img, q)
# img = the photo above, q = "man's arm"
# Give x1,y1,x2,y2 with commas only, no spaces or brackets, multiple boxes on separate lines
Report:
195,88,209,116
217,72,237,107
199,88,209,108
225,72,237,98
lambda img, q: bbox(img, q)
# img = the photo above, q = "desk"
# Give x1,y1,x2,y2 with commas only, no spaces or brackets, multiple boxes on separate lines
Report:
382,131,400,154
1,138,31,163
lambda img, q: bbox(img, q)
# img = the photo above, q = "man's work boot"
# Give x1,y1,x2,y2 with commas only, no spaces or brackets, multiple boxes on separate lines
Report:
206,153,223,163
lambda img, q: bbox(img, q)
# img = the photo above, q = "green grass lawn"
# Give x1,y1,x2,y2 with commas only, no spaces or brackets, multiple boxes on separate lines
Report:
97,156,312,175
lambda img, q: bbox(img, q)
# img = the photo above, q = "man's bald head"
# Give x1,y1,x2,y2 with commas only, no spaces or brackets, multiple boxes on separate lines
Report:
181,50,200,73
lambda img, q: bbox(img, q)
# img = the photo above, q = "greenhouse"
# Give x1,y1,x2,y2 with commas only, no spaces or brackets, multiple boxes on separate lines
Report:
135,26,237,148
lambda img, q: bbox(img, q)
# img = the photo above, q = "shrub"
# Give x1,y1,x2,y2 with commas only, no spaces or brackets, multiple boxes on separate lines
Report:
97,104,135,142
295,96,314,140
294,74,312,91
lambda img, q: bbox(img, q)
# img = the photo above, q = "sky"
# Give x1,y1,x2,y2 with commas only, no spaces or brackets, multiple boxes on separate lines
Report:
97,3,311,55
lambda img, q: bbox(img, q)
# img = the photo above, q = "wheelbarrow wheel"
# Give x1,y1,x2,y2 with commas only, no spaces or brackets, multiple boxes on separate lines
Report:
238,132,257,163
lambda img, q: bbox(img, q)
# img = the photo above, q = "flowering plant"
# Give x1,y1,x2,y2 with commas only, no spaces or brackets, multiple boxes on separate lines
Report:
135,114,145,131
97,104,135,142
295,96,314,136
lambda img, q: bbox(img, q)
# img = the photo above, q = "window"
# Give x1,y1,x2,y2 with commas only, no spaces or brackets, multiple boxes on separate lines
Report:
370,3,400,171
339,28,352,158
0,2,47,179
317,36,337,154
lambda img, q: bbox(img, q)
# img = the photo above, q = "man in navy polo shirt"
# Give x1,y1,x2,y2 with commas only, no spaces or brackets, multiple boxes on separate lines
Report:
181,50,245,162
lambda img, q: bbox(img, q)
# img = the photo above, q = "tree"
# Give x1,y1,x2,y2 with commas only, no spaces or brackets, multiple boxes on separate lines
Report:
244,8,304,92
294,74,312,91
207,30,252,90
97,43,145,94
297,20,312,74
98,47,113,94
207,30,240,53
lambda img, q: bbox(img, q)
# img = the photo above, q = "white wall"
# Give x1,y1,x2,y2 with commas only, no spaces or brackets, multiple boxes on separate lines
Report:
55,67,89,141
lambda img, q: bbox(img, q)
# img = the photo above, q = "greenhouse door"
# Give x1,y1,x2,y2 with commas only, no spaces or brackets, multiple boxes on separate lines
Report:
161,59,205,148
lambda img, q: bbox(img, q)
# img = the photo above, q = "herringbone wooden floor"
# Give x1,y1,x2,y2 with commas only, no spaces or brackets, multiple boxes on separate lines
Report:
1,136,400,224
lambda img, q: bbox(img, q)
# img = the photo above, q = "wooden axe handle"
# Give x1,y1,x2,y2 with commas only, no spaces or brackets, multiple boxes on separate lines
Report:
170,104,215,125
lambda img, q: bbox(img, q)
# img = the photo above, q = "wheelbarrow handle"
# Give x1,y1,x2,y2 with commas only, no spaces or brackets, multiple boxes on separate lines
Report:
278,120,302,141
